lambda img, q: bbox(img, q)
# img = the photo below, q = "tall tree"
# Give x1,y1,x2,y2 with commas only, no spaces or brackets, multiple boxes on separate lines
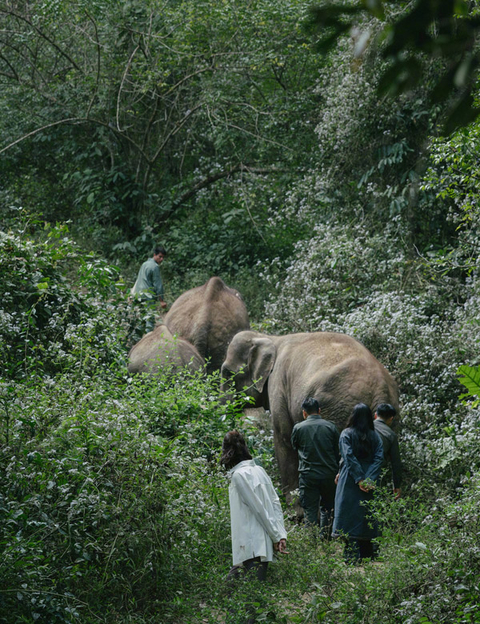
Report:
0,0,321,235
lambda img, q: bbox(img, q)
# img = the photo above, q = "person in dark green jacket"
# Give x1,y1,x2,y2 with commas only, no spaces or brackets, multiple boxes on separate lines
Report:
374,403,403,499
131,245,167,333
291,397,340,537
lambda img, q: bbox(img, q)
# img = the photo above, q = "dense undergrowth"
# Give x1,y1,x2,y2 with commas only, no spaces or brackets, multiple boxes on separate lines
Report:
2,1,480,621
1,218,480,623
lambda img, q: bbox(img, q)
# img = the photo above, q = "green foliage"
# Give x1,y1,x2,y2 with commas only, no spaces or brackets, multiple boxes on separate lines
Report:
0,364,247,622
0,375,169,622
458,364,480,406
2,0,480,621
161,172,310,315
269,18,443,248
0,221,259,622
306,0,480,134
0,0,322,258
422,119,480,260
1,206,480,623
0,219,128,379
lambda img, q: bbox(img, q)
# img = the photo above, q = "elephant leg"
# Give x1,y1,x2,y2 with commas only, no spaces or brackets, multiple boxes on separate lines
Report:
271,406,300,511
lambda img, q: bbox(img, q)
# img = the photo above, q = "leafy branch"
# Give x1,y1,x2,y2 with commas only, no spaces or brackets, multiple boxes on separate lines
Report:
458,364,480,406
306,0,480,134
0,4,82,73
168,163,289,214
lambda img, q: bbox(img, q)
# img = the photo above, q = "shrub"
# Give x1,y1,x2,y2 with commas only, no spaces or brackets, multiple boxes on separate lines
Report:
0,365,248,623
262,221,409,333
0,222,129,380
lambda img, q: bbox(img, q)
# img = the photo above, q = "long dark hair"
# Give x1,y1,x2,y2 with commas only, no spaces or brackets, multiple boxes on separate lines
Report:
345,403,375,459
220,430,253,469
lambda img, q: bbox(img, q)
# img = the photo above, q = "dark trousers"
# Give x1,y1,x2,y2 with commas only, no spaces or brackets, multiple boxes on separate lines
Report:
226,557,268,624
226,556,268,584
299,474,336,536
142,298,158,333
344,539,374,564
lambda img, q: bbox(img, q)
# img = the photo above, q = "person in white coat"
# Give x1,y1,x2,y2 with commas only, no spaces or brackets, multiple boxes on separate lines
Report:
220,430,288,588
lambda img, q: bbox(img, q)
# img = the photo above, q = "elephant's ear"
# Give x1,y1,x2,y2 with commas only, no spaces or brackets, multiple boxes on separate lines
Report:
249,337,276,393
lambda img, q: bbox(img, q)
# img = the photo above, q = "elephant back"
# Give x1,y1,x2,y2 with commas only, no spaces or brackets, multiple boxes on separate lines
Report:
274,332,400,430
128,324,204,374
164,277,250,371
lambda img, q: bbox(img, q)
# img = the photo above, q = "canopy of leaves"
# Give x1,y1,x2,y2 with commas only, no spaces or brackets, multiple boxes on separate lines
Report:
0,0,321,244
306,0,480,134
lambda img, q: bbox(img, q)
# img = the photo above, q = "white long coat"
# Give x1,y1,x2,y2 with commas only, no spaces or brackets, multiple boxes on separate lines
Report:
228,459,287,566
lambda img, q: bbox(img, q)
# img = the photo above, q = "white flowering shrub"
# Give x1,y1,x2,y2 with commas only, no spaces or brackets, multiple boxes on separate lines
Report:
311,27,434,221
262,222,408,332
260,218,480,495
0,374,168,622
0,365,242,623
0,224,130,379
0,221,254,622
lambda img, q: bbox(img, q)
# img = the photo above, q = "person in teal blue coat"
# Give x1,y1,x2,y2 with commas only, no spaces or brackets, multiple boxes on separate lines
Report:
332,403,383,563
131,245,167,333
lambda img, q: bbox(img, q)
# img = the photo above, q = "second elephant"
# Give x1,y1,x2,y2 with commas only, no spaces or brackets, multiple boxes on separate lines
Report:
164,276,250,372
128,324,204,375
221,330,399,505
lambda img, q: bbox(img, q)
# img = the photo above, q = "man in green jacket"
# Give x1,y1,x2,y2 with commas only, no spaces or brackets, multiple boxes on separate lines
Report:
131,245,167,333
291,397,340,536
374,403,403,499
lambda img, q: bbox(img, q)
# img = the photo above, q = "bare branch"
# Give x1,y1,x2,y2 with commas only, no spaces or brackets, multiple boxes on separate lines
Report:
0,6,82,73
165,64,213,95
151,102,202,163
117,44,140,132
210,110,294,152
0,49,19,80
170,163,288,210
0,117,151,166
85,10,101,119
239,179,267,245
142,96,199,189
137,95,159,183
0,118,79,155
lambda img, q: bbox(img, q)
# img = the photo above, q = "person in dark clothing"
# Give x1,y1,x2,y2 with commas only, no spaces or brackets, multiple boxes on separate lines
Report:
291,397,340,537
374,403,403,499
332,403,383,563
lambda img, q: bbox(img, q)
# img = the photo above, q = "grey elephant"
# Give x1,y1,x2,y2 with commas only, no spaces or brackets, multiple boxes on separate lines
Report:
128,324,204,374
164,276,250,372
221,330,399,505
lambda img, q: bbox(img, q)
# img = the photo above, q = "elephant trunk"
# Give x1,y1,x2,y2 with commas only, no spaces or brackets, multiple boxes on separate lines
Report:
219,365,236,404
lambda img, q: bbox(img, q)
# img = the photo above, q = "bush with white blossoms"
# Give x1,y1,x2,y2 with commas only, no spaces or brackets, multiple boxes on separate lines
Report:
260,218,480,496
0,221,247,622
0,362,241,623
0,223,131,379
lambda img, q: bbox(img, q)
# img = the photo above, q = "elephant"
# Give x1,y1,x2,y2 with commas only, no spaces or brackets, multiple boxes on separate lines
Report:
128,324,204,375
164,276,250,372
220,330,399,506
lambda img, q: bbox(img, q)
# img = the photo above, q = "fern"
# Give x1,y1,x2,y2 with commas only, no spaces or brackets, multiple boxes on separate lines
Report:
457,365,480,399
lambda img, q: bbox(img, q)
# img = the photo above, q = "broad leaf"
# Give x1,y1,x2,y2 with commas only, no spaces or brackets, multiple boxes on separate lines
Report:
457,365,480,398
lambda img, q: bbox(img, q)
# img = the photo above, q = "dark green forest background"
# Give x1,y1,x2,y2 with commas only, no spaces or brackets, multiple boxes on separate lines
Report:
1,1,480,623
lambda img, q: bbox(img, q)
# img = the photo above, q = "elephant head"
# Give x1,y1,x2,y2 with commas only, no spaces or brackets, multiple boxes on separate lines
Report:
221,331,276,407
